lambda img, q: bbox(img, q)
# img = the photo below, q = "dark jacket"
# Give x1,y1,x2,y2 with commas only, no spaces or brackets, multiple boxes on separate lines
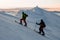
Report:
36,19,46,29
22,12,28,19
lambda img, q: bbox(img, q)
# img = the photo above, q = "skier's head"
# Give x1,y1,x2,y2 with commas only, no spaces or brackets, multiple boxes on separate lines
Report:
41,19,43,22
22,12,24,14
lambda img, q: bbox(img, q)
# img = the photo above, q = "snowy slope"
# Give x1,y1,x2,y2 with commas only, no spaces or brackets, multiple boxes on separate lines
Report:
0,7,60,40
0,12,50,40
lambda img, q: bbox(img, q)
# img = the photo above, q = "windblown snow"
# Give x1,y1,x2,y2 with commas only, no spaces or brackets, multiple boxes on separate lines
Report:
0,6,60,40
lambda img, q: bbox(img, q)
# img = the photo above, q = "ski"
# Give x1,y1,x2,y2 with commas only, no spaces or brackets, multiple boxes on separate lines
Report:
15,20,27,27
34,30,45,36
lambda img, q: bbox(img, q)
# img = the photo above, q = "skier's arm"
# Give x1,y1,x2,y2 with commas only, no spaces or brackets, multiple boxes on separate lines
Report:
36,23,40,25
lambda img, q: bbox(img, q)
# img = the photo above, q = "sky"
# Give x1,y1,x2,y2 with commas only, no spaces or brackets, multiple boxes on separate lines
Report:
0,0,60,9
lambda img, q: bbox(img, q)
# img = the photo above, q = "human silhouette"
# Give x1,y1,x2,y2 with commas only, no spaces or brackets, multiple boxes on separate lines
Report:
20,12,28,26
36,19,46,35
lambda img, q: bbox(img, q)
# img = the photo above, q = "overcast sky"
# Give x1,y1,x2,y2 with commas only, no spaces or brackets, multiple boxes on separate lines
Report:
0,0,60,9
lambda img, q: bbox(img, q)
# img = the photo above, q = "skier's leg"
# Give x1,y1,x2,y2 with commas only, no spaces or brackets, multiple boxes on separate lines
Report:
41,29,45,35
20,19,22,24
23,19,27,26
39,28,41,34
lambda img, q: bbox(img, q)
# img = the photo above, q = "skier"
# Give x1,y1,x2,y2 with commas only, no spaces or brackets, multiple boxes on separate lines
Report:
20,12,28,26
36,19,46,36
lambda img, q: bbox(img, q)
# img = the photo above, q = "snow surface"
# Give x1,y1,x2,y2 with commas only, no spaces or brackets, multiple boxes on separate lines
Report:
0,7,60,40
55,13,60,16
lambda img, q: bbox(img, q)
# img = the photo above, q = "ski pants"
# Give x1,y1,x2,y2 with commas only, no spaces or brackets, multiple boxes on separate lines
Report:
20,18,27,26
39,27,45,35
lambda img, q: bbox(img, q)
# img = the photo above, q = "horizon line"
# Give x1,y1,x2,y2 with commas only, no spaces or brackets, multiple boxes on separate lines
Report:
0,7,60,9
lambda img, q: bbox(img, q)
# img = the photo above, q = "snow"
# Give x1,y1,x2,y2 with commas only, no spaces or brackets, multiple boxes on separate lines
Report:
5,12,16,16
0,7,60,40
55,13,60,16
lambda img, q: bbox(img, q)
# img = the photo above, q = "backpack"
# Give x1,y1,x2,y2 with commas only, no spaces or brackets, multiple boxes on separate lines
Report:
40,22,46,28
